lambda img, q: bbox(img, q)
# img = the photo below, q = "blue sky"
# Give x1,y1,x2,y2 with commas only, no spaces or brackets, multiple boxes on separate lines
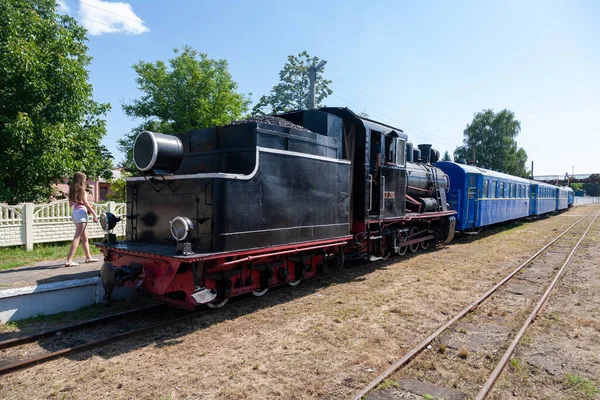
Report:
57,0,600,176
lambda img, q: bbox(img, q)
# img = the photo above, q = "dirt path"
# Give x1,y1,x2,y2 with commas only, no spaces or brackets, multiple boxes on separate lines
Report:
490,213,600,399
1,206,597,400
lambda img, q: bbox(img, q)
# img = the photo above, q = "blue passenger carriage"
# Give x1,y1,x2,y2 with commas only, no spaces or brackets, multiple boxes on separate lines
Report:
529,181,558,215
556,186,571,211
567,187,575,208
435,162,530,231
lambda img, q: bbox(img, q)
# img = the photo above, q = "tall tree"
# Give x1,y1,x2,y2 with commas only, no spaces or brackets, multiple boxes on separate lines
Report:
582,174,600,196
454,109,528,177
442,151,452,161
0,0,112,204
119,46,251,171
252,51,332,115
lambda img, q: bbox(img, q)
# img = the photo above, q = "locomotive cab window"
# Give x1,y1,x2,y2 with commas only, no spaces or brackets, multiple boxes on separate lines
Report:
384,135,406,167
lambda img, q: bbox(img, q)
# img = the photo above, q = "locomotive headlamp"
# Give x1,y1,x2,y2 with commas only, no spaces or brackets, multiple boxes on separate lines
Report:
100,212,121,233
170,216,195,242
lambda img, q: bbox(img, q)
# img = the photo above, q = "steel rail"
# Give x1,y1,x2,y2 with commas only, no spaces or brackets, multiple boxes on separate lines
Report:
475,210,600,399
349,210,593,400
0,304,163,351
0,306,213,376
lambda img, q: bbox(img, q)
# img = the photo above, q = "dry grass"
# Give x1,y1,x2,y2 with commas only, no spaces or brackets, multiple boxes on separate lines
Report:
1,206,597,400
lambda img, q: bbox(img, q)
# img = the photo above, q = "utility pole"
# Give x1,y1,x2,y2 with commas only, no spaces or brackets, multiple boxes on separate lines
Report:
531,161,534,179
308,60,327,109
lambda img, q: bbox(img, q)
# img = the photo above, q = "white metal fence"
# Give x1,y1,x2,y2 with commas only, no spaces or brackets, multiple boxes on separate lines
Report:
0,201,126,250
574,196,600,205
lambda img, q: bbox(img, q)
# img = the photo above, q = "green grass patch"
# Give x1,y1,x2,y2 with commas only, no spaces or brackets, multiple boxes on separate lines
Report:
376,379,401,391
564,373,599,398
0,241,102,271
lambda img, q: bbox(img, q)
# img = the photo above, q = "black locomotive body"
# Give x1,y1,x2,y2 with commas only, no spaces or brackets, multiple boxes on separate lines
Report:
98,108,456,308
127,119,350,252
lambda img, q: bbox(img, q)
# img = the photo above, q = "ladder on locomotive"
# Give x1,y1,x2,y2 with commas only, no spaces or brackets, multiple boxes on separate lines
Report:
431,167,444,212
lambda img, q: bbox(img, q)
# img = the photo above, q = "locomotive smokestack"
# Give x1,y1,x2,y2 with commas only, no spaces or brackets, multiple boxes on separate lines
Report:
133,131,184,173
418,144,433,164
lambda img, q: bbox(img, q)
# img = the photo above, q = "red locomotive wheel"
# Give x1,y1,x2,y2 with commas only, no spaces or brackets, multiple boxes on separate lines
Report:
396,231,408,256
409,227,420,253
252,288,269,297
206,298,229,309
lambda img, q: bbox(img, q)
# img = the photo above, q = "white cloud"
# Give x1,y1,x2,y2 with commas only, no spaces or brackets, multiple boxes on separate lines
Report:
78,0,149,36
57,0,71,13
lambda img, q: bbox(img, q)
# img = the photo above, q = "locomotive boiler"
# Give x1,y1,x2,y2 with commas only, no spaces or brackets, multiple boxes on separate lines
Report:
98,108,456,308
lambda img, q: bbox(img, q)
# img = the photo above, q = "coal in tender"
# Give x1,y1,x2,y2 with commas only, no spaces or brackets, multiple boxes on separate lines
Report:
229,115,312,132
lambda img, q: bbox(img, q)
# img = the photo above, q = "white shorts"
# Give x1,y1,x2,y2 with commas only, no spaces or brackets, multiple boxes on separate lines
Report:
72,209,88,223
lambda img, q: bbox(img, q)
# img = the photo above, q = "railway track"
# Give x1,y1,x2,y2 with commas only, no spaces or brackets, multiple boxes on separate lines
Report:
351,208,599,400
2,210,591,383
0,303,192,376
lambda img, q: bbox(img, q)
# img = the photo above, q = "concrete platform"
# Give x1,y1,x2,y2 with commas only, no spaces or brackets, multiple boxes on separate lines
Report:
0,257,132,323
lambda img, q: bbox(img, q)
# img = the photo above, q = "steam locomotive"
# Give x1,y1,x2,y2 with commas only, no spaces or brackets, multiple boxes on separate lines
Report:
98,108,456,308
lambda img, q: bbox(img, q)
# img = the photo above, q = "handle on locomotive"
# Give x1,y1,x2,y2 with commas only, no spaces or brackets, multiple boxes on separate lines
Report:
367,174,373,211
381,175,385,211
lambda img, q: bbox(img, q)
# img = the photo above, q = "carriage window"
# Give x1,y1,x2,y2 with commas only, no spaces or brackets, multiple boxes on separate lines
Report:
512,184,516,198
469,175,476,187
491,181,497,198
499,182,504,198
483,180,489,198
508,183,512,198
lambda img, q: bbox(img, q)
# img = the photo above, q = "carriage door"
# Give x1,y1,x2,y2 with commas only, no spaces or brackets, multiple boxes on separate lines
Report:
368,130,383,216
466,174,478,226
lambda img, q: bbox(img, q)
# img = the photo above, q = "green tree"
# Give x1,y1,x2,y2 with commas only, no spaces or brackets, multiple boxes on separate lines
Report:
118,46,251,171
252,51,332,115
442,151,452,161
106,171,129,202
0,0,112,204
454,109,528,177
569,182,582,192
582,174,600,196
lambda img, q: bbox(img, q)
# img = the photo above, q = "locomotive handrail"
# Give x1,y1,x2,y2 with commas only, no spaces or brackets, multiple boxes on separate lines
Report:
381,176,385,211
127,146,350,182
367,174,373,211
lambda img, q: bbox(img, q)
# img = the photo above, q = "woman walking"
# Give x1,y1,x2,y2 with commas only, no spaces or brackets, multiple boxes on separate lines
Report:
64,172,99,267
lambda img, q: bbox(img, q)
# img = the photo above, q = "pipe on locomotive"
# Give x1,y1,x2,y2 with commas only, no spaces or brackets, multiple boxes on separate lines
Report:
133,131,184,173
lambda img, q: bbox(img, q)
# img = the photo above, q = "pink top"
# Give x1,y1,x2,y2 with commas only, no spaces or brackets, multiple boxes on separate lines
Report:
71,201,86,212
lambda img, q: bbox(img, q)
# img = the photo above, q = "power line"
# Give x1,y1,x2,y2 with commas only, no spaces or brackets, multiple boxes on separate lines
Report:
74,1,460,149
328,71,459,140
329,84,458,146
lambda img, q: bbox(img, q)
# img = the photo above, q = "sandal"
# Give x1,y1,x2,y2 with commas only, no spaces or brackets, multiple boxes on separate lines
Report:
64,261,80,267
85,258,99,263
